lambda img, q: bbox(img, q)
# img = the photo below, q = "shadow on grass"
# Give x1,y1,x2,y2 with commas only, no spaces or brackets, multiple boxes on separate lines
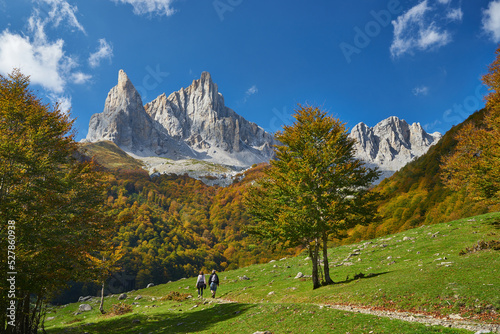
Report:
333,271,390,285
46,302,255,334
488,220,500,230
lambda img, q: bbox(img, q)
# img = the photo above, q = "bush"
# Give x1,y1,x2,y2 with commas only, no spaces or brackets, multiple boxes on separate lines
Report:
160,291,191,302
109,303,133,316
459,239,500,255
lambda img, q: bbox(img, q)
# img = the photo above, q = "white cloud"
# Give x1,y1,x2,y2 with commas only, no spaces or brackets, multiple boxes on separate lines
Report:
412,85,430,96
243,85,258,102
482,0,500,42
0,30,69,93
390,0,456,57
89,39,113,68
246,85,258,96
437,0,451,4
71,72,91,84
419,24,450,49
32,0,85,34
447,8,463,22
50,94,72,114
111,0,176,16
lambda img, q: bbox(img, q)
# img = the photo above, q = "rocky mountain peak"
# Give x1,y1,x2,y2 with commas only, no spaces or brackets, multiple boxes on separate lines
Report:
350,116,442,182
85,71,275,168
117,69,131,89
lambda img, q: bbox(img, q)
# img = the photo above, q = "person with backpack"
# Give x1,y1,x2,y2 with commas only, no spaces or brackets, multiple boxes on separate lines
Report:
196,271,206,298
208,269,220,298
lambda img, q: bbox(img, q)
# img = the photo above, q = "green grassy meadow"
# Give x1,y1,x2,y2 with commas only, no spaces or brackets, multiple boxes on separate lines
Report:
43,212,500,333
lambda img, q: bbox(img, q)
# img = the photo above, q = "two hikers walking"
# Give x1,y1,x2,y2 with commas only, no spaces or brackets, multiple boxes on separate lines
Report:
196,270,219,298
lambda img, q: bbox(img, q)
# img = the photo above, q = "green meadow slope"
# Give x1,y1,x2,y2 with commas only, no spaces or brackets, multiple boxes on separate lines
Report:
347,109,500,244
44,212,500,334
78,141,144,170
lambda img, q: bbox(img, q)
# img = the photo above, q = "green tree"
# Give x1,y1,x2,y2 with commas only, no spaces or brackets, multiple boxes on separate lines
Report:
441,46,500,202
0,70,112,333
245,105,379,289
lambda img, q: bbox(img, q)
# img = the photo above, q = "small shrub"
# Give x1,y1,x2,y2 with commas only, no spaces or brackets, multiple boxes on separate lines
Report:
108,303,133,316
160,291,191,302
459,239,500,255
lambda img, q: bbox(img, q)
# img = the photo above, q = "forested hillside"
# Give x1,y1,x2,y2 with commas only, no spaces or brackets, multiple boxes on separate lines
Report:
98,163,300,291
76,108,500,297
346,108,500,243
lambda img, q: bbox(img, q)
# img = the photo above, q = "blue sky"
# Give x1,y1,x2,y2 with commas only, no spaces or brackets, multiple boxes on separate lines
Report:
1,0,500,141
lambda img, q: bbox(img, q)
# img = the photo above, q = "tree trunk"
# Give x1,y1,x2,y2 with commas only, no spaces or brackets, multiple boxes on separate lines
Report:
309,241,321,289
99,281,106,314
322,232,334,285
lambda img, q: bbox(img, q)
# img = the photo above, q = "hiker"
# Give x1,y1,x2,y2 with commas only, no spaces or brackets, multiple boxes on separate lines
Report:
196,271,206,298
209,269,220,298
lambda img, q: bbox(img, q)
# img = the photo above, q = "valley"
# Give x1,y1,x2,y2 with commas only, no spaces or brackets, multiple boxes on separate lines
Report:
43,213,500,333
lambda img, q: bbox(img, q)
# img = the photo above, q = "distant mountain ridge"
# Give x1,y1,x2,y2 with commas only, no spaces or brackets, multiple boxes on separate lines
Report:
349,116,442,182
84,71,440,182
85,70,275,167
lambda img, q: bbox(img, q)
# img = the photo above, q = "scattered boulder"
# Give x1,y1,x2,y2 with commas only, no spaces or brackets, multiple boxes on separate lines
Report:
118,293,127,300
146,283,154,288
78,304,92,312
134,295,142,300
253,331,273,334
46,317,55,321
239,275,250,280
132,319,141,324
78,296,93,302
295,272,304,279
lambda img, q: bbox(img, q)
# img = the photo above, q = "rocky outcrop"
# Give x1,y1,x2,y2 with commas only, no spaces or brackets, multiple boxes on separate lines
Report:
85,71,275,167
349,116,441,182
144,72,274,166
85,70,177,156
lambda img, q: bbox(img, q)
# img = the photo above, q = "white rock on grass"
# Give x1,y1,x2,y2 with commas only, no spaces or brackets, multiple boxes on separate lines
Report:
78,304,92,312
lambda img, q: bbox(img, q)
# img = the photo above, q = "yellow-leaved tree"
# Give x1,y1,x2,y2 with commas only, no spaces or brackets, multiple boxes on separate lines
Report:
0,70,114,333
245,105,380,289
441,47,500,203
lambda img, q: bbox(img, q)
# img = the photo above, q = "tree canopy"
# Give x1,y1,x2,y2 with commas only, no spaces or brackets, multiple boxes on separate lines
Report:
441,46,500,203
245,105,379,289
0,70,113,333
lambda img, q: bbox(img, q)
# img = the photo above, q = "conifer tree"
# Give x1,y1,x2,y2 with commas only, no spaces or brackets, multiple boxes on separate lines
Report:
245,105,379,289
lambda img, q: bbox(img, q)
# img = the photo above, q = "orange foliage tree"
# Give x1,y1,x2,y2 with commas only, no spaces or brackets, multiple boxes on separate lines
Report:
0,70,113,333
441,46,500,203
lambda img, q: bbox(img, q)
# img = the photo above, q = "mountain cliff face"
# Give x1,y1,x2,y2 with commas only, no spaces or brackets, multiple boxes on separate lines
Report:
85,71,275,167
349,116,442,182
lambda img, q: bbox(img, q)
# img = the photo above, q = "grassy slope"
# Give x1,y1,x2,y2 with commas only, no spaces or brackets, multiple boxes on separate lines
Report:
346,109,497,243
44,212,500,334
78,141,144,170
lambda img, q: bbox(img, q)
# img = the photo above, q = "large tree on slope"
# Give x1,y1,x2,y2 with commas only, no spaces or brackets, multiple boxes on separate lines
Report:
245,105,379,289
